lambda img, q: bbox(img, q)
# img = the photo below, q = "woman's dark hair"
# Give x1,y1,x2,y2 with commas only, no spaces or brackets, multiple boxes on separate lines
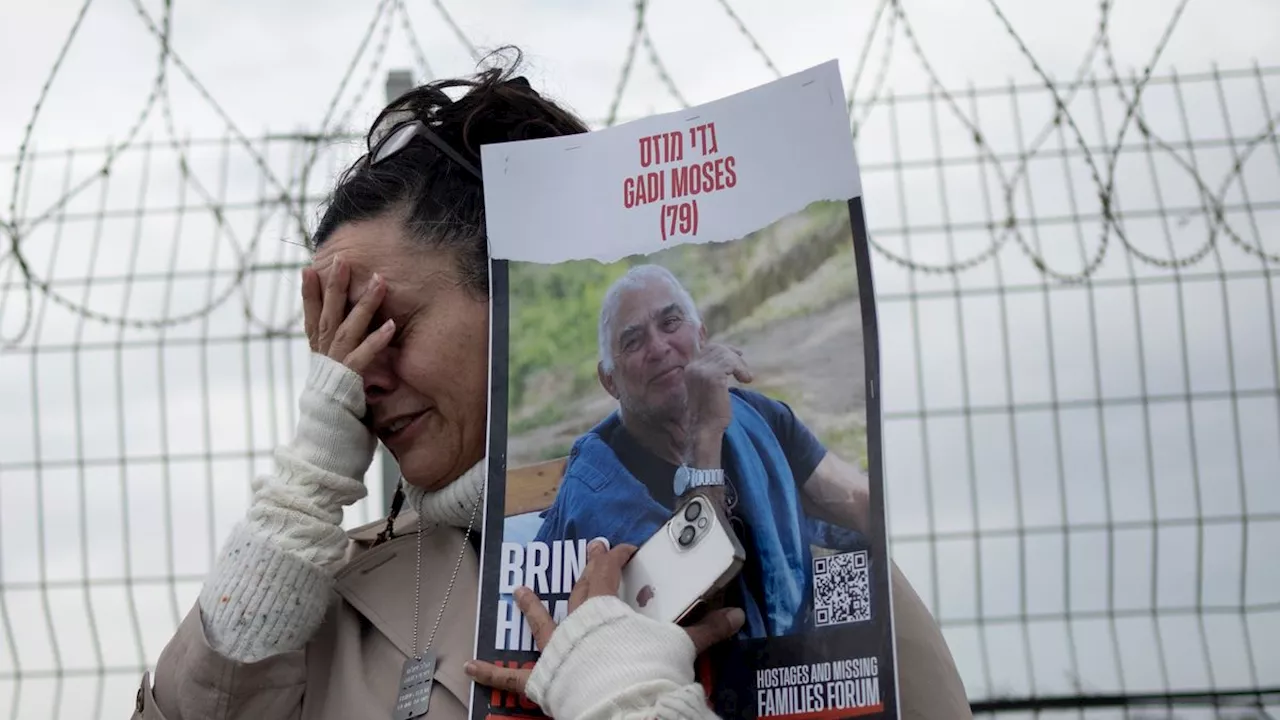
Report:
311,47,589,294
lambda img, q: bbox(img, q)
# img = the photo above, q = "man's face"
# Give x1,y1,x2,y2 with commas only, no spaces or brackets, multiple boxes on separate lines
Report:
601,280,702,421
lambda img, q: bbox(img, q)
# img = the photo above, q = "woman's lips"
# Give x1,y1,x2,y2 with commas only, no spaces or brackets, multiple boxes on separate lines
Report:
383,410,428,444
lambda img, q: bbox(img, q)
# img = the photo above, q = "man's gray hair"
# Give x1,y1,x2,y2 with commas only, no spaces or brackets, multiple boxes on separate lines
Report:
598,264,702,373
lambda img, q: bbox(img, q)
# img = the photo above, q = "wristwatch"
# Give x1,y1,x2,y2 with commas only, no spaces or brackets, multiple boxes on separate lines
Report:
674,463,725,496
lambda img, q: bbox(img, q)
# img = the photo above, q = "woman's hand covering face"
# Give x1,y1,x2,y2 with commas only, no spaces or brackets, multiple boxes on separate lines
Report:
302,255,395,375
306,215,491,492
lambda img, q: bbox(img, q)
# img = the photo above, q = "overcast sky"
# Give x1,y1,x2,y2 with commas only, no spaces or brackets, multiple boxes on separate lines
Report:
2,1,1279,718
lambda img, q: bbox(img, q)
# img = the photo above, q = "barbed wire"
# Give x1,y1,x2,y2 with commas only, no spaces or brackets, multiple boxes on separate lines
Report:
641,27,689,108
605,0,649,128
1,3,1279,717
853,0,1280,286
431,0,480,62
4,0,177,344
294,0,397,232
712,0,780,78
846,0,896,135
395,0,435,83
1,0,1277,347
0,0,316,347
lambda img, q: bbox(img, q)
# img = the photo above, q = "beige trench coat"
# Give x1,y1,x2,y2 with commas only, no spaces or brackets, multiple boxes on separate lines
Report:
130,511,971,720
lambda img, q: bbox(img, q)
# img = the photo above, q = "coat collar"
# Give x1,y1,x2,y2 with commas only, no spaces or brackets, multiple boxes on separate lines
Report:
334,510,481,709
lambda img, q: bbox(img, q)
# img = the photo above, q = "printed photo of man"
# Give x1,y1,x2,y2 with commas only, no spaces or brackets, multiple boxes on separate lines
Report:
533,264,873,639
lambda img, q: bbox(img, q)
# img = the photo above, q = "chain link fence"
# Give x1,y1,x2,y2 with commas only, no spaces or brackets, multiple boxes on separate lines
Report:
2,1,1278,717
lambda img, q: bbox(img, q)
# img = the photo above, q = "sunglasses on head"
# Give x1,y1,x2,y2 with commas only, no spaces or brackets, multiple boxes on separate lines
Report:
367,119,483,181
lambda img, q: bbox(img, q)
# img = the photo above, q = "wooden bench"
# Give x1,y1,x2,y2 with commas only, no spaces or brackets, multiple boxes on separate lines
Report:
504,457,568,517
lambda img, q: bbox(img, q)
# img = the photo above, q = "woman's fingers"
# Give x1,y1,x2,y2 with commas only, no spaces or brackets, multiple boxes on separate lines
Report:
683,606,745,654
301,268,322,352
514,586,557,651
342,319,395,375
567,539,608,610
568,542,637,613
586,544,637,599
463,660,531,696
330,273,386,360
306,258,393,374
463,586,554,702
316,257,349,355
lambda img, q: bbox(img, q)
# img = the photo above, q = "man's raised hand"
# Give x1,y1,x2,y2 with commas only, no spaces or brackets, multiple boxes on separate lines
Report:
683,342,753,463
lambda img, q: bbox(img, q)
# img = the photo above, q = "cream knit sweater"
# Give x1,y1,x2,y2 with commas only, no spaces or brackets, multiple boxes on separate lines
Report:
196,353,718,720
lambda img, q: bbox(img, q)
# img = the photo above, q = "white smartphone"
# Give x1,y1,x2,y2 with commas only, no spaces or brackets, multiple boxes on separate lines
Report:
618,491,746,625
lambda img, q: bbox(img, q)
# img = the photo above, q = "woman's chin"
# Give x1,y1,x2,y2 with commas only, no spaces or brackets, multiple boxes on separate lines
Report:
398,454,467,493
396,436,484,494
400,467,453,493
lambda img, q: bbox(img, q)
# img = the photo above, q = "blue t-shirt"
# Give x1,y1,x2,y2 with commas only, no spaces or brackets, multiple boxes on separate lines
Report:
598,388,828,623
599,387,828,510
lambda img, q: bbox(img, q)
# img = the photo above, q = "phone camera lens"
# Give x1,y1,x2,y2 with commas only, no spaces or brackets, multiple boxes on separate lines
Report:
683,501,702,522
679,526,696,546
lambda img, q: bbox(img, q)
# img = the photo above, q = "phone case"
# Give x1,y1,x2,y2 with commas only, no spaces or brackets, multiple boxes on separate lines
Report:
618,492,746,624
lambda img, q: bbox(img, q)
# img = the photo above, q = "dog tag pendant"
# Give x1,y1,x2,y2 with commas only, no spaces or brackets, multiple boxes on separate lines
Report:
393,652,436,719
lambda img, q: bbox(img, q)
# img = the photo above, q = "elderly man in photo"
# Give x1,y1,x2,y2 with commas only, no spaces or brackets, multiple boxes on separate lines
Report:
533,264,873,639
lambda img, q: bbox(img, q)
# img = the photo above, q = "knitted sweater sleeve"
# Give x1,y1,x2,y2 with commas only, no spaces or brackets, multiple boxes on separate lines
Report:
196,353,377,662
525,596,723,720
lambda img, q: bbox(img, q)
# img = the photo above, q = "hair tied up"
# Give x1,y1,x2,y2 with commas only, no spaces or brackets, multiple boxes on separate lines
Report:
506,75,536,93
311,45,591,296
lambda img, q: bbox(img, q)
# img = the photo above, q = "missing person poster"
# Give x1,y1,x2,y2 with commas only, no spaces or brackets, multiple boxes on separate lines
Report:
472,61,898,720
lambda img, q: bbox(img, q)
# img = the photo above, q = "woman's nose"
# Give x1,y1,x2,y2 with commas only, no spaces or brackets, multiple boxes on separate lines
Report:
361,349,399,402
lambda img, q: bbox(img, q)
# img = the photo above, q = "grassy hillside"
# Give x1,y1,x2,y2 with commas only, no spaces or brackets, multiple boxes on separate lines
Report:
507,199,852,427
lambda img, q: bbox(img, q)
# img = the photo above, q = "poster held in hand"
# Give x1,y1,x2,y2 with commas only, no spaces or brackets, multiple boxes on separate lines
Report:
472,60,899,720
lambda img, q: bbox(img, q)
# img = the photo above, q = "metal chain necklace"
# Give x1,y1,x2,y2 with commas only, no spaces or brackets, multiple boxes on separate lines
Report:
393,482,484,720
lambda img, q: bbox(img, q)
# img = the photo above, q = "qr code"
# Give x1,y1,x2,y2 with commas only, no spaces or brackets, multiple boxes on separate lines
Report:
813,550,870,627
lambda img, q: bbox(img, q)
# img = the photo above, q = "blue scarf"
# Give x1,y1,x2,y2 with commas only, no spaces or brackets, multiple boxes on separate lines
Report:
532,390,866,637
